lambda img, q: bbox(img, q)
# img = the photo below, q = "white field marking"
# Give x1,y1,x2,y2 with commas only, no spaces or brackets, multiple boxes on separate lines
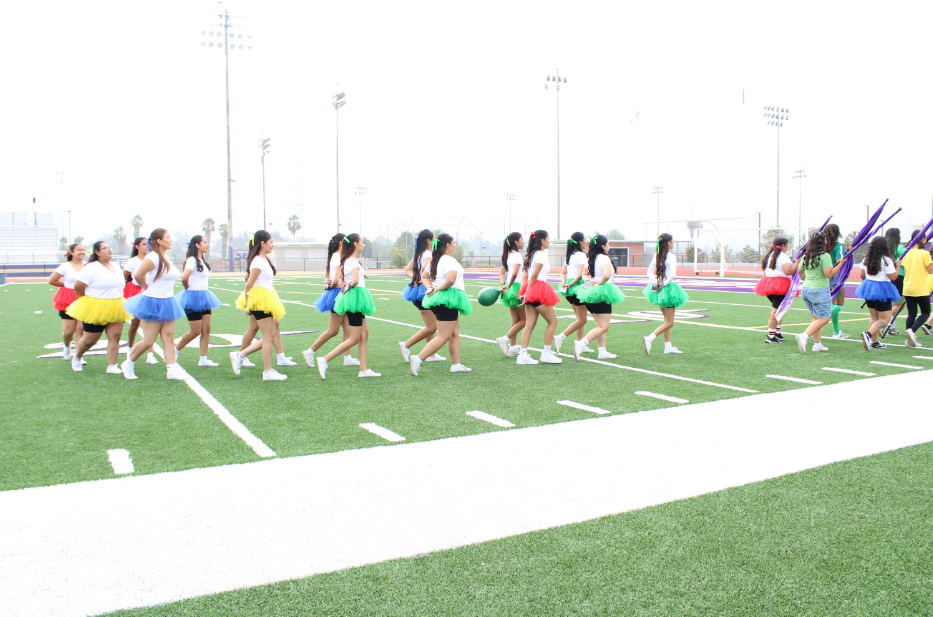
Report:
359,423,406,442
821,367,875,377
634,391,689,404
106,449,134,475
466,411,515,428
912,356,933,361
556,400,611,415
870,361,925,370
766,375,823,385
151,344,276,459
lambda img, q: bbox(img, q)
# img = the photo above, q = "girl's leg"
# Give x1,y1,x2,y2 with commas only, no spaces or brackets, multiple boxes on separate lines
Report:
419,321,456,361
904,297,919,332
241,318,276,370
199,315,212,356
62,319,77,351
405,310,437,349
105,322,124,366
159,322,176,365
584,313,611,347
870,310,891,343
271,319,284,354
175,319,202,352
562,305,588,339
310,313,343,351
520,306,540,349
127,318,141,348
240,318,259,352
324,325,362,361
768,308,778,331
538,305,558,346
75,331,103,358
341,316,352,357
357,320,369,370
129,321,163,362
651,307,676,340
831,293,845,335
805,316,831,342
505,307,525,343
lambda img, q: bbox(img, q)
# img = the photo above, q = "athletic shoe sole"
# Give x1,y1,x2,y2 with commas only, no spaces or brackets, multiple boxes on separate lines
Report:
860,332,872,351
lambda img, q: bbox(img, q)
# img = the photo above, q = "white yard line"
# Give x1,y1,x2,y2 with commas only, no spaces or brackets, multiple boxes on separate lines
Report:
105,449,134,475
912,356,933,361
634,391,689,404
822,367,875,377
766,375,823,385
870,361,924,370
359,423,406,442
466,411,515,428
556,400,611,415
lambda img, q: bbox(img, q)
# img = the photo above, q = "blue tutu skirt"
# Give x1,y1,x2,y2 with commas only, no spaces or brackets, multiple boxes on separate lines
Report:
403,282,427,303
314,287,340,313
123,294,185,323
856,279,901,303
175,289,222,312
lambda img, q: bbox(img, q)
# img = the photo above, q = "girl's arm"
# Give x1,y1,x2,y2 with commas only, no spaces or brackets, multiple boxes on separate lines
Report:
242,267,260,314
181,267,193,290
498,264,507,287
781,259,800,275
577,262,589,283
596,262,611,286
427,271,457,295
559,264,568,286
860,269,867,281
134,259,154,290
404,259,415,279
123,269,132,283
48,272,64,288
73,280,87,298
346,266,361,289
503,263,520,290
823,261,843,278
526,263,542,287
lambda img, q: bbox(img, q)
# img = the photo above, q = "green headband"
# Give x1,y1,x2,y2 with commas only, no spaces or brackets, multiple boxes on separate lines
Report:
432,238,438,250
344,237,350,243
590,236,599,246
655,237,662,252
569,238,578,245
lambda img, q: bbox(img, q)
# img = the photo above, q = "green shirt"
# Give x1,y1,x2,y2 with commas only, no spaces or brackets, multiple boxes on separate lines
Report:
896,245,905,276
830,243,845,265
801,252,832,289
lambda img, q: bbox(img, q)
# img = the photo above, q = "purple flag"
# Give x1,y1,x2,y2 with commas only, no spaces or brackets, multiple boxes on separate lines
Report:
829,200,891,299
775,216,833,321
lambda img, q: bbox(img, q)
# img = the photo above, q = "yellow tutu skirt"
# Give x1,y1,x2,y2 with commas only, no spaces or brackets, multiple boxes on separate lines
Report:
235,285,286,319
66,296,131,325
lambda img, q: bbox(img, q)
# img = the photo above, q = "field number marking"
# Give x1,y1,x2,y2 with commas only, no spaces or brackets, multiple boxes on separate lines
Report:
359,423,406,442
556,400,611,415
634,391,689,404
466,411,515,428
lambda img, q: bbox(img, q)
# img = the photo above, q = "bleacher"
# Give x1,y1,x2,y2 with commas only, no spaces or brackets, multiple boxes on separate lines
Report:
0,212,64,275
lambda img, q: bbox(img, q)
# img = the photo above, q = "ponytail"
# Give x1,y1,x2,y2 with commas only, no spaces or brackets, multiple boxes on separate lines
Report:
247,229,276,275
760,236,788,271
186,235,211,272
338,233,361,280
587,235,608,277
130,236,146,258
523,229,548,272
655,233,673,282
566,231,586,265
326,233,346,268
500,232,522,268
411,229,434,285
802,232,826,270
148,228,169,281
429,234,455,282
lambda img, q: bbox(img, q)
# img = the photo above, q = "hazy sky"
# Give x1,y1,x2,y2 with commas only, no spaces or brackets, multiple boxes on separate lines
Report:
3,1,931,251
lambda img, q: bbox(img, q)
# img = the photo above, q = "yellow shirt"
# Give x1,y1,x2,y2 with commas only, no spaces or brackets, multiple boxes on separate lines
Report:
901,248,933,296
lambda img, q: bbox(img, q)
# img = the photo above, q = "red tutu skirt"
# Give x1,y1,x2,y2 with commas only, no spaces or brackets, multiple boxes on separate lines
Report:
52,286,78,311
123,281,142,299
754,276,791,297
519,279,560,306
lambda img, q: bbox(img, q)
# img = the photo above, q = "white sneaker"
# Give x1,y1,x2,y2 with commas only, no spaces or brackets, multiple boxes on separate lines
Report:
81,357,87,365
303,348,315,367
598,351,618,359
71,355,82,372
121,360,137,380
573,339,586,361
831,332,849,339
167,365,187,380
63,346,72,360
495,336,510,357
663,347,683,354
106,364,122,374
812,343,830,352
198,358,219,367
278,357,298,366
426,354,446,362
317,357,328,380
358,369,381,377
240,356,256,368
263,369,288,381
506,347,520,357
643,336,652,356
552,333,566,353
580,345,595,354
343,356,360,366
410,356,422,376
516,354,539,365
795,333,808,353
905,330,920,348
450,364,472,373
146,352,159,365
230,352,243,376
540,351,563,364
398,342,410,362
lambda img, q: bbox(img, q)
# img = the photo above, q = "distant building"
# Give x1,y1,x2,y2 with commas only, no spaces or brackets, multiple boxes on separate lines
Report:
0,212,60,264
270,242,329,272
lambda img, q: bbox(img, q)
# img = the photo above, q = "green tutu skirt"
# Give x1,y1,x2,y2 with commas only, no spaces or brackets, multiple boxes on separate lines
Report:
422,287,473,315
577,283,625,305
560,279,584,298
500,282,522,308
642,282,689,308
334,286,377,316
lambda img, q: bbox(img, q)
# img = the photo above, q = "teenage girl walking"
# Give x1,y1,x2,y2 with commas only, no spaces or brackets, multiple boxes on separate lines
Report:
753,237,799,343
411,233,472,375
642,233,689,355
553,231,593,355
794,231,844,353
121,228,186,380
317,233,380,378
516,230,561,364
900,230,933,348
495,232,527,357
856,236,901,351
67,241,131,373
174,235,222,366
574,234,624,360
399,229,445,363
303,233,356,368
123,236,158,364
884,228,905,335
824,224,849,339
49,243,86,361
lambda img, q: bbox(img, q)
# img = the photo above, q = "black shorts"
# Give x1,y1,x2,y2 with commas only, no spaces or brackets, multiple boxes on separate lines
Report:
585,302,612,314
413,299,426,311
524,301,541,308
893,274,904,296
345,311,365,327
185,309,211,322
59,310,75,320
250,310,273,321
767,294,785,309
430,305,459,322
865,300,893,312
565,293,583,306
82,322,106,333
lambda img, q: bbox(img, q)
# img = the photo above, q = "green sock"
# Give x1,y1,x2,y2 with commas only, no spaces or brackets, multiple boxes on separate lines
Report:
831,305,842,334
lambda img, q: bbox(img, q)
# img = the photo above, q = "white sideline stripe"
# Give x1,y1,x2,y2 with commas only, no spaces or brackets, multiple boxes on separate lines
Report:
466,411,515,428
912,356,933,361
106,449,134,475
151,344,276,459
557,400,611,415
870,361,924,370
359,423,406,442
634,391,689,404
822,367,875,377
766,375,823,385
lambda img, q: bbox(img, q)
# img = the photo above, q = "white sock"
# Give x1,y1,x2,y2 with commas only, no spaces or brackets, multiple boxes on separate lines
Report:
664,341,673,351
509,345,520,351
646,333,657,343
236,352,244,360
598,347,606,353
519,348,528,356
147,352,155,360
125,359,135,367
543,344,551,353
200,355,207,361
277,352,287,362
166,363,176,369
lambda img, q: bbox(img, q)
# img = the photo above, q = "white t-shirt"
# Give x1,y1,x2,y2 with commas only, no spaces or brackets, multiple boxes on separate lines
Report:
77,261,126,299
860,256,896,282
593,254,615,284
343,257,366,289
184,257,210,291
54,261,82,289
141,252,180,299
123,256,142,276
432,254,465,291
505,251,524,284
764,251,793,279
328,252,341,282
647,252,677,287
419,253,432,284
567,251,587,283
529,251,551,282
250,256,275,290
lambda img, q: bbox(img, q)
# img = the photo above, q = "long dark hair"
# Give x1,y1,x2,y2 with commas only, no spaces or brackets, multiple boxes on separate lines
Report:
338,233,361,279
429,233,455,281
802,231,826,270
65,242,81,262
864,236,892,276
246,229,276,275
186,235,211,272
587,234,608,278
760,236,788,271
326,233,346,268
523,229,548,271
130,236,146,258
149,228,169,281
885,228,901,257
88,241,106,263
824,224,841,255
566,231,586,265
411,229,434,285
500,232,522,268
909,229,927,248
655,233,673,282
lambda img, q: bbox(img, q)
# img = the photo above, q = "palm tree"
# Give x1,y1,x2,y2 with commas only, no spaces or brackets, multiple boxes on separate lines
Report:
219,223,229,258
73,235,85,247
113,226,127,254
201,218,216,247
287,214,302,241
130,214,144,239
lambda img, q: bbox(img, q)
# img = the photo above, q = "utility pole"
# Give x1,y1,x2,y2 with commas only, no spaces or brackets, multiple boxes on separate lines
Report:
764,106,789,226
793,169,805,243
260,137,271,230
333,89,346,232
545,71,567,239
505,194,516,233
355,185,366,236
56,172,65,248
653,187,663,238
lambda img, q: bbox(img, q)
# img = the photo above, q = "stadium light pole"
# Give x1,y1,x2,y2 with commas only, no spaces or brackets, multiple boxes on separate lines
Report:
653,187,663,238
505,194,516,233
763,106,789,226
545,71,567,239
67,210,71,244
260,137,271,231
793,169,805,245
201,11,252,270
355,185,366,236
333,89,346,233
754,211,761,258
56,172,65,247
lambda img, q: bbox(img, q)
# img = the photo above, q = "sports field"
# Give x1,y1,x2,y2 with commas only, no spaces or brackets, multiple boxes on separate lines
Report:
2,273,931,616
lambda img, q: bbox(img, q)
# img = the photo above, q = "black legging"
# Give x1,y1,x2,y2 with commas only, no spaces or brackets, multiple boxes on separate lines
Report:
904,295,931,332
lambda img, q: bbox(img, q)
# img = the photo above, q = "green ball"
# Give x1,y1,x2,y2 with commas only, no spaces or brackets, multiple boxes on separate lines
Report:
477,287,501,307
